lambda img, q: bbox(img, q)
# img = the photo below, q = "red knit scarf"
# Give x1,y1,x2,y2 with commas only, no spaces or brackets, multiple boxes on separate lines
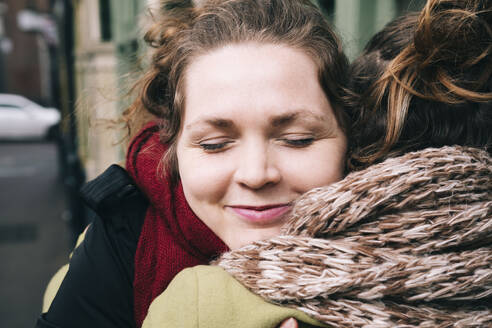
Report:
126,122,229,327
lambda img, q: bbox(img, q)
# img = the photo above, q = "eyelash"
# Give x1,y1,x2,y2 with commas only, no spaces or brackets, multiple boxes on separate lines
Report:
199,141,232,152
282,137,315,147
197,136,315,152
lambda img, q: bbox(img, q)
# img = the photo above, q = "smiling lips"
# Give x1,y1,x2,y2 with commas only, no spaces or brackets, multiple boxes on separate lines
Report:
227,204,292,225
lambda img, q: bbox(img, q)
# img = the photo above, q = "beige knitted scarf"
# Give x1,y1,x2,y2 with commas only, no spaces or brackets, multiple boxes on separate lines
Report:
216,146,492,327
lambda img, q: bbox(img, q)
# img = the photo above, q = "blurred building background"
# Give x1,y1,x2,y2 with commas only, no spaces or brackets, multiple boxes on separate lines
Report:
72,0,143,180
0,0,58,105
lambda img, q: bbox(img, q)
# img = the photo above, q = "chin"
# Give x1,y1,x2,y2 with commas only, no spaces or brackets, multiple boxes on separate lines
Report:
226,227,282,250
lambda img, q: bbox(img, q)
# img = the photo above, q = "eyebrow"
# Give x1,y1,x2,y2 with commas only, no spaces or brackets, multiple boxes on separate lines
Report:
185,118,235,130
185,109,330,130
270,110,329,128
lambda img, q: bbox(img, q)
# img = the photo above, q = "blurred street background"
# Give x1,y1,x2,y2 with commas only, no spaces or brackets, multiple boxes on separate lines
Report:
0,0,425,327
0,142,69,328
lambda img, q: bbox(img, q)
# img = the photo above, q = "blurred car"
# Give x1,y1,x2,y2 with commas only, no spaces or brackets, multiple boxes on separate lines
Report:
0,93,61,140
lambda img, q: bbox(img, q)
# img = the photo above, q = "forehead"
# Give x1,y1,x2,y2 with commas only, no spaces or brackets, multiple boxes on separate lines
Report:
182,42,330,123
186,42,318,85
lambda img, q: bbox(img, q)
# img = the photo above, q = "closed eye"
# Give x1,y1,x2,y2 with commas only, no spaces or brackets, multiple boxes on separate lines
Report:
282,137,315,147
199,140,234,152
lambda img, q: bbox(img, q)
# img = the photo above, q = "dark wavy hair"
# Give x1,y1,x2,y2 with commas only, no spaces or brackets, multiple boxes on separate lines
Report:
347,0,492,170
123,0,349,179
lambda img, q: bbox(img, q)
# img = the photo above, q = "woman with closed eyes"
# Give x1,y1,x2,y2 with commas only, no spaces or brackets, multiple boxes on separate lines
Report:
36,1,349,327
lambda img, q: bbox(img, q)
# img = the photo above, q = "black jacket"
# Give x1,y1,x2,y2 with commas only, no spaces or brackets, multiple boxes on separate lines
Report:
36,165,147,328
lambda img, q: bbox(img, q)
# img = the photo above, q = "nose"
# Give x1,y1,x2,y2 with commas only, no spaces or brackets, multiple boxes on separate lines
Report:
234,143,281,190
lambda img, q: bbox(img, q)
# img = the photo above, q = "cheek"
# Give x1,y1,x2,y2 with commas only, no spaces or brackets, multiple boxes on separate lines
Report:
280,142,346,192
177,150,233,203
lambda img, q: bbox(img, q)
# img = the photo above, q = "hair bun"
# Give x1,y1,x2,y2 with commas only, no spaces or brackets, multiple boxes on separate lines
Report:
413,0,492,69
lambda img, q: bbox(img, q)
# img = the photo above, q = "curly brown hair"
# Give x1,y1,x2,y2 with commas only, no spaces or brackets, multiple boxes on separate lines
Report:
347,0,492,170
124,0,349,179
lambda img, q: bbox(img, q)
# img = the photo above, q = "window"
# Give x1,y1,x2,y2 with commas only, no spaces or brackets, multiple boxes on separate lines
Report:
0,104,21,109
317,0,335,19
99,0,112,42
318,0,334,14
